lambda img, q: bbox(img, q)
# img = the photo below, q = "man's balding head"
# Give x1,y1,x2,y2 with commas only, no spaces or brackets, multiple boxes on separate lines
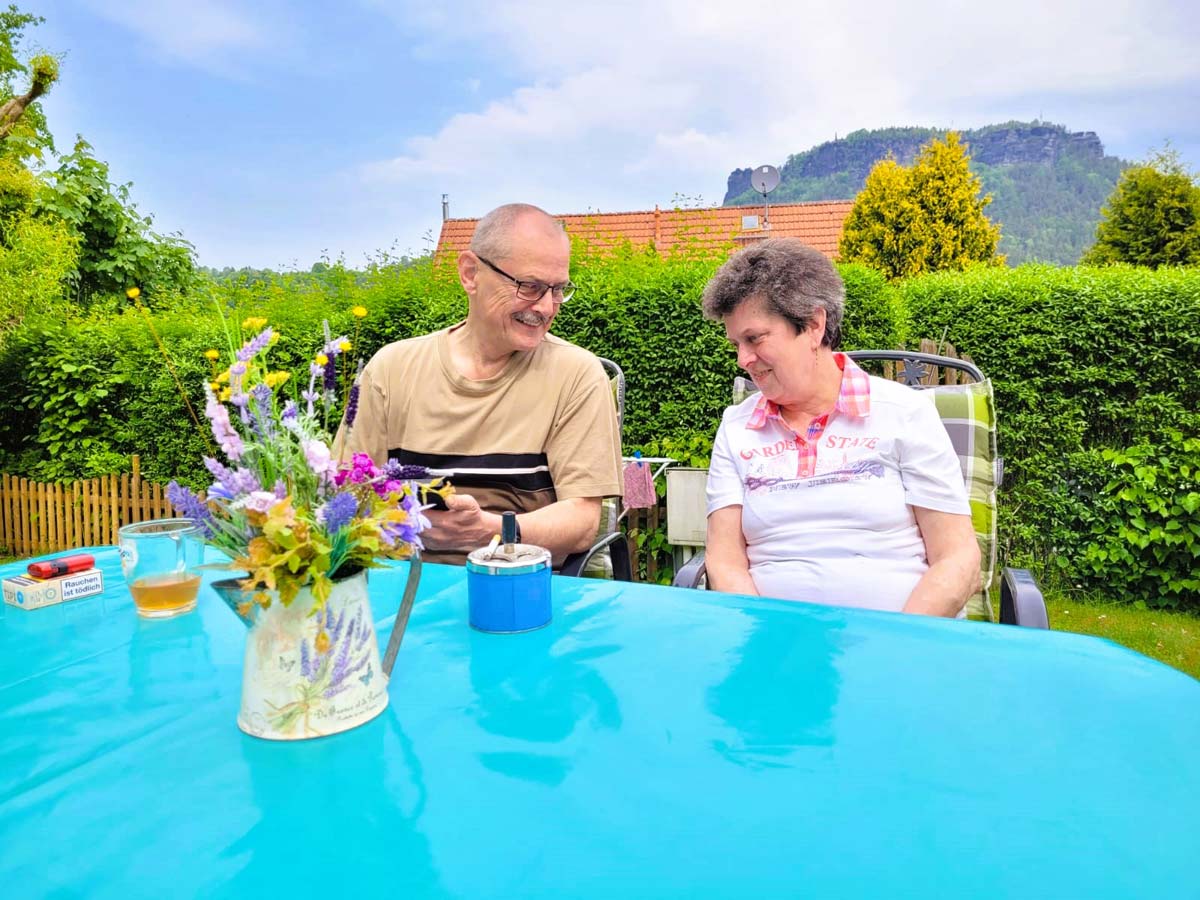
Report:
470,203,567,261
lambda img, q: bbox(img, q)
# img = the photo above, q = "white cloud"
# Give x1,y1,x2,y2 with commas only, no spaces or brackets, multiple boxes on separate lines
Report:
358,0,1199,234
81,0,272,73
146,0,1199,265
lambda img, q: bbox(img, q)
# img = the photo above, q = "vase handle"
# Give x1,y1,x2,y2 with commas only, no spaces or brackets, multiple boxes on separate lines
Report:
381,556,422,678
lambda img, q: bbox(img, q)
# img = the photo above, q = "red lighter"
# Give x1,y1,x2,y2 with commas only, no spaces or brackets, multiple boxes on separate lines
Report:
27,553,95,579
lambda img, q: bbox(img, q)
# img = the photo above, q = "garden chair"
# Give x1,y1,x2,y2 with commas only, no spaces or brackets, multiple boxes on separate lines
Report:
671,350,1049,628
559,357,633,581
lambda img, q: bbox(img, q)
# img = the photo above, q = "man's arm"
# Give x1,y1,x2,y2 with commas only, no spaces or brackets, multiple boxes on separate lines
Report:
421,494,600,564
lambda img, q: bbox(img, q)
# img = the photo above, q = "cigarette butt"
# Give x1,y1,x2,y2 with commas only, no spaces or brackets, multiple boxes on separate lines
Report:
484,534,501,560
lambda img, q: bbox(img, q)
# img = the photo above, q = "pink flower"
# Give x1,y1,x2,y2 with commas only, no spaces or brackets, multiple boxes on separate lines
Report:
241,491,279,514
302,440,336,478
335,453,380,487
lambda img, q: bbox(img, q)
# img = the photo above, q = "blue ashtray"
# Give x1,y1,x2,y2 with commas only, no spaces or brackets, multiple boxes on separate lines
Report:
465,545,552,633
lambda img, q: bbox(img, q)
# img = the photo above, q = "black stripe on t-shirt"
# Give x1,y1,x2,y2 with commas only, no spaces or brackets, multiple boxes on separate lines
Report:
389,448,555,493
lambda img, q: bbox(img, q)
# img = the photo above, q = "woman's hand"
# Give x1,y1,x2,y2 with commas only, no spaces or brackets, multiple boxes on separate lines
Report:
705,505,760,596
903,508,981,617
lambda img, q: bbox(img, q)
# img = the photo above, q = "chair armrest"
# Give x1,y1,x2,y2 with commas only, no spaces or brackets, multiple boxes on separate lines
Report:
672,550,707,589
560,531,633,582
1000,567,1049,629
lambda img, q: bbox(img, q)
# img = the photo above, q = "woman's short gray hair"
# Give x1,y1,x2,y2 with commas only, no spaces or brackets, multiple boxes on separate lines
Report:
701,238,845,347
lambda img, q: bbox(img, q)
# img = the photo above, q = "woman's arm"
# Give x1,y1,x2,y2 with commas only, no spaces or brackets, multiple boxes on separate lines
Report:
902,507,981,617
705,505,759,596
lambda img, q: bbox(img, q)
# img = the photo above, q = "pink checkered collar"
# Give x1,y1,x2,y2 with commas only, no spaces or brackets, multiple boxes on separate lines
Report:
746,352,871,430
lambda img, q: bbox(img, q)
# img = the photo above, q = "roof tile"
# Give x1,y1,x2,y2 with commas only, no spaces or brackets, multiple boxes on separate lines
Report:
435,200,854,260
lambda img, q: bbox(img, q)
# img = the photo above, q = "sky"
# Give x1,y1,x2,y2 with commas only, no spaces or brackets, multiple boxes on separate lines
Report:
26,0,1200,270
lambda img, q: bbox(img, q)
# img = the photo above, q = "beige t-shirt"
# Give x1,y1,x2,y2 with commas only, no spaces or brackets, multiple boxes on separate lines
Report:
339,324,622,564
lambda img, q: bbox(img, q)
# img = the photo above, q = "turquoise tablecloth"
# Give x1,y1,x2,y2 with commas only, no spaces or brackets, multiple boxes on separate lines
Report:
1,547,1197,898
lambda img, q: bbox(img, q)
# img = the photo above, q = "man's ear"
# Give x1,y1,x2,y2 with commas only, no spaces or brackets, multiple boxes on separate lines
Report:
458,251,479,295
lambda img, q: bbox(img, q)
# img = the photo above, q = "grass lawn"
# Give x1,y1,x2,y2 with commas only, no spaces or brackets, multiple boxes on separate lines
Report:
1040,593,1200,680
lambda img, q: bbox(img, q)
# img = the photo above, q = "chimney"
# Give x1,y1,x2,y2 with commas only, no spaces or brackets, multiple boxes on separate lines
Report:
442,194,449,221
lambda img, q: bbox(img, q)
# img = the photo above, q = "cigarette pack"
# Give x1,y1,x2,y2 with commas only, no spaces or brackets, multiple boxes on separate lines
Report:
2,568,104,611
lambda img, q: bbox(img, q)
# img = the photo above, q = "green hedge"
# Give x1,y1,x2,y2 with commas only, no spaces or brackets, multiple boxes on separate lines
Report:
899,264,1200,607
1,253,1196,609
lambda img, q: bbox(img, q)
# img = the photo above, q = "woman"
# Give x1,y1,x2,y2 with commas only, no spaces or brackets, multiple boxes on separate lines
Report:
702,239,980,617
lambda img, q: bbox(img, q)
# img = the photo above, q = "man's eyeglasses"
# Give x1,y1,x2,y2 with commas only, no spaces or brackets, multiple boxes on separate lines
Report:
475,255,576,303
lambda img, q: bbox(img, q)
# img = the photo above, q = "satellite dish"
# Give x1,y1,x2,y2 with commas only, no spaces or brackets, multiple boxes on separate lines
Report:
750,164,780,195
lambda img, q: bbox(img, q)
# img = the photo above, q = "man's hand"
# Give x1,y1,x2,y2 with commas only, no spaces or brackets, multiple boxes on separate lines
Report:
421,493,502,553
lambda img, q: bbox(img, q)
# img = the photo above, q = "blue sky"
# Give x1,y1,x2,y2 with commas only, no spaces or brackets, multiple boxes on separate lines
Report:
26,0,1200,269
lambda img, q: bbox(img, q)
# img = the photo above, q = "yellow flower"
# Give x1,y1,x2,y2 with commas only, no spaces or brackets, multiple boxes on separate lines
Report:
242,316,267,330
338,340,351,352
209,381,220,391
314,630,331,654
316,353,329,366
269,332,280,345
219,387,231,402
273,371,290,386
351,305,367,318
125,286,141,300
264,371,291,388
216,370,230,384
204,349,220,361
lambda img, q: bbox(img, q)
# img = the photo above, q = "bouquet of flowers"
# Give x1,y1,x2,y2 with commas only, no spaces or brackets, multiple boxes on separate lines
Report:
167,314,446,618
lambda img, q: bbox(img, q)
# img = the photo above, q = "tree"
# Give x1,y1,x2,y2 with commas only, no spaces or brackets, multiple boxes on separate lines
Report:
0,5,57,162
35,139,196,304
839,132,1003,279
1082,149,1200,267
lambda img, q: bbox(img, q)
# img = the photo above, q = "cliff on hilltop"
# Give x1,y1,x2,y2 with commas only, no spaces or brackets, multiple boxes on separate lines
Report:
724,122,1127,264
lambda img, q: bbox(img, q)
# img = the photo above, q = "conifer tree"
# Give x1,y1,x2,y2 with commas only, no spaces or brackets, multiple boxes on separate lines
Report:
1082,149,1200,267
839,132,1003,279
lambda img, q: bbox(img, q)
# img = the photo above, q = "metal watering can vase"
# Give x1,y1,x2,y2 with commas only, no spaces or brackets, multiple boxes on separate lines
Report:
212,568,390,741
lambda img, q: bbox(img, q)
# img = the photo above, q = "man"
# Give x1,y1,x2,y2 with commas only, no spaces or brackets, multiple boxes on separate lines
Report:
339,203,622,565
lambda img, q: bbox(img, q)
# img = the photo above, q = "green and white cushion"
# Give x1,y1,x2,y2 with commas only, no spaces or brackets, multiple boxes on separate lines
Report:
925,380,999,621
582,497,621,578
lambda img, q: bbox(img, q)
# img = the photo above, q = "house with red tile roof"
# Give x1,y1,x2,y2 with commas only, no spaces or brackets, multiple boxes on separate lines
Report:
435,200,854,260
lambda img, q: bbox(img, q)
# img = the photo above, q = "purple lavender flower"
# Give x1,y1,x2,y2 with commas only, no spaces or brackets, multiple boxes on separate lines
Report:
344,381,360,431
301,388,319,415
329,605,348,646
316,491,358,533
204,389,243,461
281,400,298,428
327,624,353,693
300,639,312,679
272,479,287,500
208,464,260,502
166,481,214,538
204,456,235,489
323,353,337,393
385,461,429,480
230,467,262,495
229,392,251,425
236,327,274,363
250,383,274,437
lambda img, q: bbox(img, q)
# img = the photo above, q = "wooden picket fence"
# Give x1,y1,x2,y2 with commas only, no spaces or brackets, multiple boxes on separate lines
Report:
621,497,668,584
0,456,173,558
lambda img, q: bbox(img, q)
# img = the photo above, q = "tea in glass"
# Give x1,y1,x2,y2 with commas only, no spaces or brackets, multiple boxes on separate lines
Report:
118,519,203,618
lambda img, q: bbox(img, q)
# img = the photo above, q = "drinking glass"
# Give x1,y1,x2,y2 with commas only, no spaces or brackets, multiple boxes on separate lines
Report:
118,519,204,618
